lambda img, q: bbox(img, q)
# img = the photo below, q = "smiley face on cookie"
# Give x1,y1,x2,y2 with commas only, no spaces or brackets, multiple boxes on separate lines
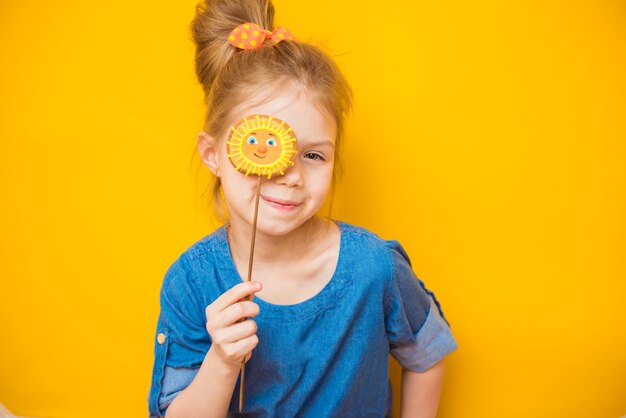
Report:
227,115,298,178
242,129,284,166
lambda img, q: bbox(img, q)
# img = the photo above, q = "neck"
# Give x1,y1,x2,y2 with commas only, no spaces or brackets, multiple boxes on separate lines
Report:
225,216,332,270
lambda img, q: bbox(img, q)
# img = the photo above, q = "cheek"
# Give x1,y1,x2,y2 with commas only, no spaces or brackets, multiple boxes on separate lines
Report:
306,166,334,197
220,168,259,200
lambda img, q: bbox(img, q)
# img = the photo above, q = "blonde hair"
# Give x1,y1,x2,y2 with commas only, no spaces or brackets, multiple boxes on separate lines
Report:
190,0,353,220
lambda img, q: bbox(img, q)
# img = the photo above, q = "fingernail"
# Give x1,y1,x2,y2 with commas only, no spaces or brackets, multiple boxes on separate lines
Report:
253,282,262,290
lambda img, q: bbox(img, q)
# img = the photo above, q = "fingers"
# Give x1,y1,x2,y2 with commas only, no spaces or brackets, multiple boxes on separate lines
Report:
211,300,260,329
211,319,257,346
206,281,262,317
215,334,259,365
204,281,263,366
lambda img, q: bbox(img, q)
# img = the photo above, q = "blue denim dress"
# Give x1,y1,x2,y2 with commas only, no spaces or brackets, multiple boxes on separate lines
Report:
148,221,457,417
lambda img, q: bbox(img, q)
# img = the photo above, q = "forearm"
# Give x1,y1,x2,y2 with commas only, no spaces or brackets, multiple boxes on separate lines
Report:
165,347,240,417
400,359,446,418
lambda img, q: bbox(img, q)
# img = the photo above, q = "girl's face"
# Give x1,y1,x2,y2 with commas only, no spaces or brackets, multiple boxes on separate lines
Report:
216,87,337,237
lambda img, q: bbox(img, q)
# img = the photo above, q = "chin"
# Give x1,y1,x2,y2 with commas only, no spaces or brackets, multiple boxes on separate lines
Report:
256,217,310,237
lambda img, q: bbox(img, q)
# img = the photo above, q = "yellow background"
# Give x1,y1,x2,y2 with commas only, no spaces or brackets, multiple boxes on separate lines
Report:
1,0,625,417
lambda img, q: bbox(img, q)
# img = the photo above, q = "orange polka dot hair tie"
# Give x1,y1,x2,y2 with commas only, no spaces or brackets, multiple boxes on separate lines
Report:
228,22,296,50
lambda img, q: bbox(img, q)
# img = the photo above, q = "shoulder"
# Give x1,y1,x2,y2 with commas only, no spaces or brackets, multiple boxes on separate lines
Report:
335,220,414,287
160,225,229,302
335,222,423,284
336,220,411,265
181,224,229,262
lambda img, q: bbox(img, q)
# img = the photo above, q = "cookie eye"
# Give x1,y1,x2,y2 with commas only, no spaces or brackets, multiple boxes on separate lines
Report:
266,138,277,146
247,136,258,145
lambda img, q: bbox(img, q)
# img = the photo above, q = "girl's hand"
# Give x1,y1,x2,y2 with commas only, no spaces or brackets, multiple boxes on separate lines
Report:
205,281,262,369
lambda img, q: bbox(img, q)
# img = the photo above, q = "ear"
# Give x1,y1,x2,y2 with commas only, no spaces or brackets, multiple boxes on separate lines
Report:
197,131,220,173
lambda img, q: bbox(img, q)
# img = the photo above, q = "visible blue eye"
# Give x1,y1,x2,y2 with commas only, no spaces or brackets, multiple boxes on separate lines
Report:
266,138,277,146
247,136,258,145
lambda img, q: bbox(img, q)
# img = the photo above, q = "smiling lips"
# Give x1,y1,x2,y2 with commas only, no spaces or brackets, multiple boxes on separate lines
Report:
261,195,301,211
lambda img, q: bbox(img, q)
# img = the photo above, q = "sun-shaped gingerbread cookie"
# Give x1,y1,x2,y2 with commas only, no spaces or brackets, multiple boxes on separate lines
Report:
226,114,297,179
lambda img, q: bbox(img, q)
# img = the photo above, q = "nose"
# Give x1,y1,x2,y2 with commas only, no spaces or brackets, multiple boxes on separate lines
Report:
257,146,267,154
276,159,303,188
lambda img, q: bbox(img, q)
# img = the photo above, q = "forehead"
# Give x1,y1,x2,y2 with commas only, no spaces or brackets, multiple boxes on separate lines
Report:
228,87,336,146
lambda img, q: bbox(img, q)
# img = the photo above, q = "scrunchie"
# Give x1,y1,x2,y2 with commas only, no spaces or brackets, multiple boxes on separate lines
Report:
228,22,295,50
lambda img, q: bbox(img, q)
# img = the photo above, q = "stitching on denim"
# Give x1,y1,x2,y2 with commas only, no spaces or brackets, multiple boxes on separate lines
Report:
382,241,396,317
186,225,227,260
150,327,169,417
419,282,451,328
261,262,357,323
181,251,207,311
163,255,206,342
385,242,436,338
413,293,434,337
389,281,416,333
338,220,379,240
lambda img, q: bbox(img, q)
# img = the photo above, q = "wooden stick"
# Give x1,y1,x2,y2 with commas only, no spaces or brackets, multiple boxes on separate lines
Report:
239,175,262,413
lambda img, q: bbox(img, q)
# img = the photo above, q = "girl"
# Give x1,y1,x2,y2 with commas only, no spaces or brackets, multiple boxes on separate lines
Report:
148,0,458,416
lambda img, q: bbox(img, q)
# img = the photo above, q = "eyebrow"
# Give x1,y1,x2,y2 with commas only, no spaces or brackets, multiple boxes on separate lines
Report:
301,140,335,148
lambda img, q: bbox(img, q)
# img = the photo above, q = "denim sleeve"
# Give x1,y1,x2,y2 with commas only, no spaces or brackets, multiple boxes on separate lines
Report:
384,240,458,372
148,254,211,417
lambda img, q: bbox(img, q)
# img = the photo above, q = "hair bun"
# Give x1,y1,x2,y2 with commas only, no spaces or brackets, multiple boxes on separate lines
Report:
190,0,275,98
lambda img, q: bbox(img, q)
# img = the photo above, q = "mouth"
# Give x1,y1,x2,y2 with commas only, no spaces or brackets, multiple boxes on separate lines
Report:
253,153,266,159
261,195,301,211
